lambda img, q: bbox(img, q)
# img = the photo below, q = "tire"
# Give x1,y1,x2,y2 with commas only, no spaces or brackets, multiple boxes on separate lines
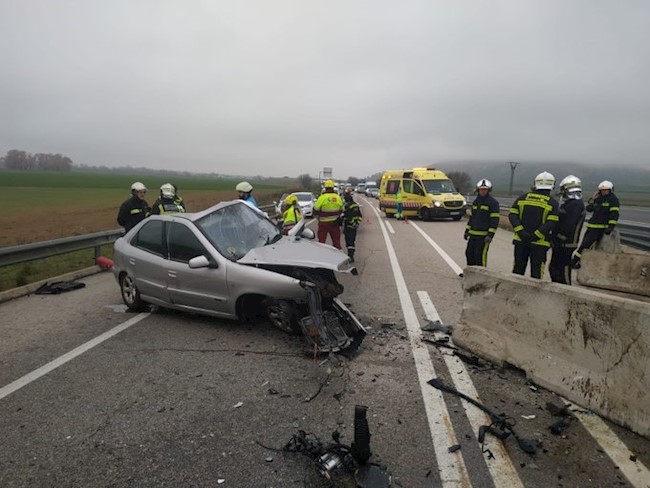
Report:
119,273,148,312
385,212,394,219
452,214,463,221
265,299,301,335
420,207,432,221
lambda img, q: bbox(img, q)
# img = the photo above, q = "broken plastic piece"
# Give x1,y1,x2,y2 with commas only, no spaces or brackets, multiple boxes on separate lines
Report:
448,444,461,453
35,281,86,295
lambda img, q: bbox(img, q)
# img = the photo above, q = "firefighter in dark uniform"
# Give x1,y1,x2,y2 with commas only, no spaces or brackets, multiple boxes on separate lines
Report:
571,180,620,269
342,191,362,262
508,172,560,279
549,175,586,284
151,183,186,215
464,178,500,267
117,181,150,233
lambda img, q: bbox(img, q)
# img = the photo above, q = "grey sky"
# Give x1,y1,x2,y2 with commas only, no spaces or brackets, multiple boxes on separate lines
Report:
1,0,649,179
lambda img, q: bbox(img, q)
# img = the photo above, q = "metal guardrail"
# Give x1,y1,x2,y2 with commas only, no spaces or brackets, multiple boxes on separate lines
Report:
0,203,277,268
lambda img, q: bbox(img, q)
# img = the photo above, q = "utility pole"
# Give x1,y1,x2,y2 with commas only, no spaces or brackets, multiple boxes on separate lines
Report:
508,161,520,196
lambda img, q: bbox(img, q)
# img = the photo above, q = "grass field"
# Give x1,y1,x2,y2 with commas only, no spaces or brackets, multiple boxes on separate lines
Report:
0,170,291,292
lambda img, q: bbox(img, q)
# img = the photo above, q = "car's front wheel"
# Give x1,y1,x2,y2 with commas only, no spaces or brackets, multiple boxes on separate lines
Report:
265,299,301,335
119,273,148,312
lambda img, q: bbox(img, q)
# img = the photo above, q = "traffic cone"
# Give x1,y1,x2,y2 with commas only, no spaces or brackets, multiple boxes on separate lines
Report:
95,256,114,270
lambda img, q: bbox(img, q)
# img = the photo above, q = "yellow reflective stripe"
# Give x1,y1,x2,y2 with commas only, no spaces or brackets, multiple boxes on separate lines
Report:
534,230,545,240
601,202,610,207
608,220,618,225
509,208,520,214
468,230,488,236
587,223,608,229
610,207,620,212
479,205,490,210
489,213,500,217
546,214,559,221
514,225,524,232
129,209,143,214
488,227,497,233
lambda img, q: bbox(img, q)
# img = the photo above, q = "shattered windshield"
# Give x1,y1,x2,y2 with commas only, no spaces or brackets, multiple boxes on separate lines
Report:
196,202,281,260
421,179,457,194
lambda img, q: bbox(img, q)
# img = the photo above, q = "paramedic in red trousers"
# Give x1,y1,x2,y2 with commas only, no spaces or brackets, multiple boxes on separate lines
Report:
314,179,344,249
508,172,560,279
549,175,586,284
464,178,500,266
571,180,620,269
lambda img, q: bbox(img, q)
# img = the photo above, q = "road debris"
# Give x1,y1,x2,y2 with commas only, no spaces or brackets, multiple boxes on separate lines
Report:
521,415,536,420
448,444,462,453
421,319,454,335
233,401,243,408
34,280,86,295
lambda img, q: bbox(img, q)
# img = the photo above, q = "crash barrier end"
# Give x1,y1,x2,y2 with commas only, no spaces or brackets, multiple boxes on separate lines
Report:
455,266,650,438
578,249,650,298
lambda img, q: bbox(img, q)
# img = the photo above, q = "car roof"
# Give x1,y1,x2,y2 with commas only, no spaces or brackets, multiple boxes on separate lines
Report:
145,199,244,224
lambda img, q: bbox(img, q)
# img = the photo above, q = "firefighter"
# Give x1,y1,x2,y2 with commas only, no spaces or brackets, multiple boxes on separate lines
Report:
508,172,560,279
549,175,586,284
464,178,500,267
281,194,302,235
571,180,620,269
236,181,258,208
342,191,363,262
151,183,186,215
171,183,185,209
314,179,344,249
117,181,150,233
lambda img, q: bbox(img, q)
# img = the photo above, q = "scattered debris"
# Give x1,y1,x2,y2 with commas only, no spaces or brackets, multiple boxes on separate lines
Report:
546,402,571,417
265,456,273,463
448,444,462,453
521,415,536,420
549,418,572,436
233,401,243,408
630,455,637,462
421,320,454,335
35,281,86,295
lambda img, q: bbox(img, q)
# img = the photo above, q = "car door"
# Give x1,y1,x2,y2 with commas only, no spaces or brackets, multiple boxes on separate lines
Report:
128,219,170,302
165,221,232,317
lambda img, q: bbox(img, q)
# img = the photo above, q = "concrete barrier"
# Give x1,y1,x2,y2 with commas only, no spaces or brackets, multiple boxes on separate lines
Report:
578,249,650,297
454,266,650,438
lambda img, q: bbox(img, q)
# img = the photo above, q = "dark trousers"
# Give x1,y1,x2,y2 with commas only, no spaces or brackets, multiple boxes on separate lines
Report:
465,237,490,266
513,242,548,279
549,246,573,284
576,228,605,256
344,226,357,257
317,222,342,249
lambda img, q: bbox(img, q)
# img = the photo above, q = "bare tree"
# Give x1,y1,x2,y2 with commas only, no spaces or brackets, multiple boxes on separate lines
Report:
446,171,472,194
298,173,313,189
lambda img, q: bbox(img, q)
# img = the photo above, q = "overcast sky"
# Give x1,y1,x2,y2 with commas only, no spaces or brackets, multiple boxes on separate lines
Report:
1,1,649,179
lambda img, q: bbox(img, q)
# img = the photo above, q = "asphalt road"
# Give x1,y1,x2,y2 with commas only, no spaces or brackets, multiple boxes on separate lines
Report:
1,198,649,488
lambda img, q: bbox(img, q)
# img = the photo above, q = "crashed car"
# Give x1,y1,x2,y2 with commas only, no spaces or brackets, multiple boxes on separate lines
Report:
112,200,365,352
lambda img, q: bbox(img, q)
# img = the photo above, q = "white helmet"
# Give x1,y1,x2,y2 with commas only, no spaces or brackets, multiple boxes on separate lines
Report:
598,180,614,191
559,175,582,199
533,171,555,190
160,183,175,199
131,181,147,192
236,181,253,193
476,178,492,190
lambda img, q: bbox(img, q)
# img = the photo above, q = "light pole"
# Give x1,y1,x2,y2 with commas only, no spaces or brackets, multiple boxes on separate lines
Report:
508,161,520,196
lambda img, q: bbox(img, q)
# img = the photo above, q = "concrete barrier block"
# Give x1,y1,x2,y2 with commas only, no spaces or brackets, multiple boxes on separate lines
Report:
578,249,650,297
455,266,650,437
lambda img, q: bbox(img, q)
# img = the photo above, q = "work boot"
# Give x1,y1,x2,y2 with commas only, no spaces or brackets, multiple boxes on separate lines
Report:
571,256,581,269
348,252,355,263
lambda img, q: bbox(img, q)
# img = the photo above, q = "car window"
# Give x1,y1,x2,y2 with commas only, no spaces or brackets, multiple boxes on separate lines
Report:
296,193,313,202
422,179,457,194
385,180,400,194
132,220,165,256
403,179,414,194
196,202,281,261
167,222,208,263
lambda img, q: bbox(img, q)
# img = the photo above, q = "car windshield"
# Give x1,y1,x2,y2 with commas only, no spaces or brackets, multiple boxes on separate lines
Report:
421,179,457,194
295,193,313,202
196,202,281,260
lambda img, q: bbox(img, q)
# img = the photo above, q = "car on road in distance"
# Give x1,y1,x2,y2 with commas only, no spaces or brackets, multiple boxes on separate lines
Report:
112,200,365,352
292,191,316,218
368,188,379,198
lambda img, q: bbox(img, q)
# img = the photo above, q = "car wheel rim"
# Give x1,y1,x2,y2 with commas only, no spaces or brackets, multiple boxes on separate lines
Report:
122,275,136,305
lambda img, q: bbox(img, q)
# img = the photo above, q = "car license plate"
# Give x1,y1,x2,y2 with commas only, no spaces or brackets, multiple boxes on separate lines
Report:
449,211,459,215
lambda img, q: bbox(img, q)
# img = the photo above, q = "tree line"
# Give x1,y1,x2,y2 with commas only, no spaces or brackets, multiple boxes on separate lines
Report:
0,149,74,172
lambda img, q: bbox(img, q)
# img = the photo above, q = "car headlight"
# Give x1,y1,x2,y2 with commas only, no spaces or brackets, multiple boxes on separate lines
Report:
434,201,442,207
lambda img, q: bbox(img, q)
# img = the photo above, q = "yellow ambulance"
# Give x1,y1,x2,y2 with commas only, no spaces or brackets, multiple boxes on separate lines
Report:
379,168,467,220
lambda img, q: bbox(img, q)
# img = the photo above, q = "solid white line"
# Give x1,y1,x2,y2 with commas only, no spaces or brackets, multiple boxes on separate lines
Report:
417,291,524,488
367,203,471,486
409,221,464,276
385,221,395,234
562,399,650,487
0,313,150,401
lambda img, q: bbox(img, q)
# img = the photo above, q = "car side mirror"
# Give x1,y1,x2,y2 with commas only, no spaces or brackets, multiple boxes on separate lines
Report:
188,255,218,269
301,228,315,240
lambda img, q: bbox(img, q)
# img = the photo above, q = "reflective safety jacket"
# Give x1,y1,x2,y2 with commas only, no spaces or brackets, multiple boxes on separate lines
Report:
343,201,362,229
509,191,560,247
466,194,500,238
552,198,586,248
151,198,186,215
586,192,620,231
282,205,302,233
117,195,150,232
314,191,343,223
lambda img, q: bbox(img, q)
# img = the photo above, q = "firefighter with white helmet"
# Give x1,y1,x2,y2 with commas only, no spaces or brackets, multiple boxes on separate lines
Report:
236,181,258,208
151,183,186,215
571,180,620,269
464,179,500,267
549,175,586,284
314,179,344,249
117,181,150,233
508,172,560,279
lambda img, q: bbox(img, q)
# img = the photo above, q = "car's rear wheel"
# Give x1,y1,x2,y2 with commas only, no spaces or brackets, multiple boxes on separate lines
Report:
265,299,301,335
119,273,148,312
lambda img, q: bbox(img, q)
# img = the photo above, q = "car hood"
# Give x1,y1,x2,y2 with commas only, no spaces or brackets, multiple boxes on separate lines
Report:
238,237,354,272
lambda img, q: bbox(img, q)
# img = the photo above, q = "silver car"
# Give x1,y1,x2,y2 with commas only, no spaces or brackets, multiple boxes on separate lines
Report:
113,200,365,352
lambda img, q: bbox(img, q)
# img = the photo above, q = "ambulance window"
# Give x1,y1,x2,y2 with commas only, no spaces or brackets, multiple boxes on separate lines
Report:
386,180,400,194
412,181,425,196
403,179,413,194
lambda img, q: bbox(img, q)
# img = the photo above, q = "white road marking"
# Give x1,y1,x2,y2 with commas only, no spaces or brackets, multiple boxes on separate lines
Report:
0,313,150,401
385,221,395,234
409,221,464,276
367,203,471,486
563,400,650,488
417,291,524,488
